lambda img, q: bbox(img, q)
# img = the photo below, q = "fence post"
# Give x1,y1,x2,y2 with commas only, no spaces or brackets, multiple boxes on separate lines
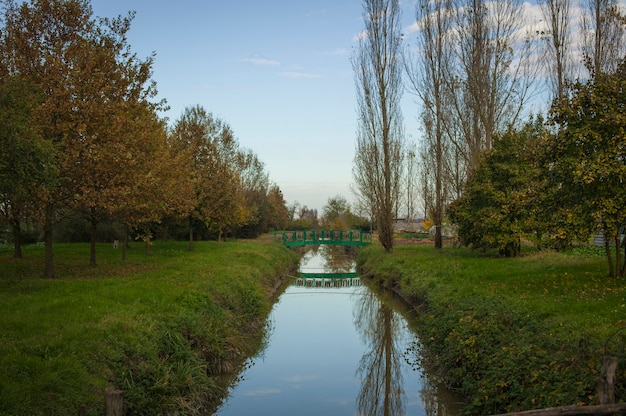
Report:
105,387,123,416
596,355,618,405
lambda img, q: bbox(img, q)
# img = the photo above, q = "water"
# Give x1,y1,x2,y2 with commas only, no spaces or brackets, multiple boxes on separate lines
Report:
214,246,461,416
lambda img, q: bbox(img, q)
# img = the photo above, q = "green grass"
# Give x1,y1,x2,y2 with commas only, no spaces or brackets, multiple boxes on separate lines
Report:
0,240,298,416
358,244,626,415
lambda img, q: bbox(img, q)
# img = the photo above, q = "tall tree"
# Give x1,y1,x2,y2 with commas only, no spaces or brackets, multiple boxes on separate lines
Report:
1,0,162,274
538,0,574,103
407,0,454,248
265,184,289,232
110,102,194,260
547,60,626,277
62,15,163,266
580,0,626,78
0,75,54,258
2,0,95,276
448,0,539,173
171,106,250,247
352,0,405,252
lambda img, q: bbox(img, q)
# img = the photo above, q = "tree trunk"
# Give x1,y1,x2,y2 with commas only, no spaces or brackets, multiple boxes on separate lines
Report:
188,216,194,251
11,218,23,258
604,231,614,277
145,237,151,256
121,224,128,261
378,207,394,253
43,203,55,279
620,240,626,276
89,211,97,266
615,234,622,278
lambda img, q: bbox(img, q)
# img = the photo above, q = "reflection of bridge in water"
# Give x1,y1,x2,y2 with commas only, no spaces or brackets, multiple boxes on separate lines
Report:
275,230,372,247
294,275,361,289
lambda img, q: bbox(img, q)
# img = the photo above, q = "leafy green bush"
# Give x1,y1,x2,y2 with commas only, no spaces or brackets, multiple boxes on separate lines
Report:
416,296,597,414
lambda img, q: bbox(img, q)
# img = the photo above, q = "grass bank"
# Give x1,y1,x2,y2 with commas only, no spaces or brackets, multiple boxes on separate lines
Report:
0,240,299,415
358,244,626,415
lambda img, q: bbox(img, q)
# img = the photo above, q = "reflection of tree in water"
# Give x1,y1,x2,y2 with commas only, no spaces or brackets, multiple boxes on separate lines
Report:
296,245,320,266
419,375,461,416
354,290,405,416
320,245,357,273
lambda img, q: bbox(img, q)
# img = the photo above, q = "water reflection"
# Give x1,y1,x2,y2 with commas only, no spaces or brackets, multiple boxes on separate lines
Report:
297,245,357,274
354,290,406,415
214,246,463,416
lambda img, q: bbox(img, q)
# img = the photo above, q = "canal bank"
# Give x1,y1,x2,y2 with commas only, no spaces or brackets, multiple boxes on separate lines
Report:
357,244,625,415
0,240,300,416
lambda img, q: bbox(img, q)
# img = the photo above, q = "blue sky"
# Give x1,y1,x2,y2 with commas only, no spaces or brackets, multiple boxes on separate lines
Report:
90,0,421,212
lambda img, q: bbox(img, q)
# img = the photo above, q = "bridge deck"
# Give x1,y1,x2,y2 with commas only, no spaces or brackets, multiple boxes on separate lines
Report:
274,230,372,247
294,276,361,288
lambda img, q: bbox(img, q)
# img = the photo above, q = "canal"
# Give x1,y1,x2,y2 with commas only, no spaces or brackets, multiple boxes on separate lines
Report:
214,245,462,415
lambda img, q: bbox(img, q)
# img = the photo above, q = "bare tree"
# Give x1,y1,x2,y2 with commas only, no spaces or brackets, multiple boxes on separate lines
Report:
406,0,454,248
448,0,540,173
580,0,626,78
352,0,405,252
538,0,574,103
405,144,418,231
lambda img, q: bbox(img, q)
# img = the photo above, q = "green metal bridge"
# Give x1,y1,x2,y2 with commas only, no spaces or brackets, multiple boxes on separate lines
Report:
274,230,372,247
293,275,361,288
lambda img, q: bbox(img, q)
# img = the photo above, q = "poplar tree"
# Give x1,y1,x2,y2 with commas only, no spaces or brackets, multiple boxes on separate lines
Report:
407,0,455,248
352,0,405,252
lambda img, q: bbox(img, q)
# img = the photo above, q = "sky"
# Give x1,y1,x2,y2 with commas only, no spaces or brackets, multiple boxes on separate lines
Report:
88,0,626,213
88,0,424,212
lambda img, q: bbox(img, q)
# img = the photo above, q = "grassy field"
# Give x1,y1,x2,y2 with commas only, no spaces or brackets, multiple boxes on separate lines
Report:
0,240,299,415
358,243,626,415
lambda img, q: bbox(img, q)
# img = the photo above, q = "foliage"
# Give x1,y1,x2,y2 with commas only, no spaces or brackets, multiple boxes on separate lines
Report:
0,75,55,257
358,245,625,414
0,0,180,273
0,241,299,415
321,195,354,230
448,118,545,257
546,58,626,276
171,106,248,242
170,106,288,245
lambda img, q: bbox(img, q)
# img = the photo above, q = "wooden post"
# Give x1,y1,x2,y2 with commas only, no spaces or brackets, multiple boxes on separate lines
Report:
489,403,626,416
105,387,123,416
596,355,618,405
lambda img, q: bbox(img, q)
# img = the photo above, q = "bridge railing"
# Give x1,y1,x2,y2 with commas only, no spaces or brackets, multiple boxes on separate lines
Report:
274,230,372,246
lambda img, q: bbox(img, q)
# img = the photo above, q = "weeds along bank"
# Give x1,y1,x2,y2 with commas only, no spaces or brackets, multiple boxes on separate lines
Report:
357,244,626,415
0,240,299,416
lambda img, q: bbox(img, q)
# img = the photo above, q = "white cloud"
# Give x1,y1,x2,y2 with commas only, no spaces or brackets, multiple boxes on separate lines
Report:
282,374,321,383
242,56,280,66
353,30,368,42
243,387,281,397
325,48,350,56
281,71,321,79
